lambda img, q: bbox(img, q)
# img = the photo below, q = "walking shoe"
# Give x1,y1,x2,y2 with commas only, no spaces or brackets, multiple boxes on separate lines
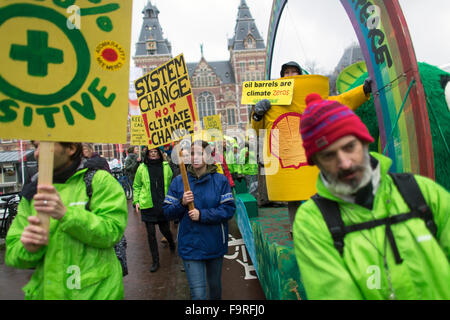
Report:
150,262,160,273
161,237,168,244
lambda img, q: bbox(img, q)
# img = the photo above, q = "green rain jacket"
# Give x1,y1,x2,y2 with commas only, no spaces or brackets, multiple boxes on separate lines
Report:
133,161,172,209
225,149,238,174
293,152,450,300
238,147,258,176
5,169,128,300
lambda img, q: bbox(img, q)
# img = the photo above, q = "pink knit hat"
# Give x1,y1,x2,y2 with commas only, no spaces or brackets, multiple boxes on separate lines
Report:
300,93,374,165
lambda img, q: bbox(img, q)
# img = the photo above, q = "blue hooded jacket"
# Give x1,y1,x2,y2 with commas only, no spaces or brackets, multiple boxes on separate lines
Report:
163,165,236,260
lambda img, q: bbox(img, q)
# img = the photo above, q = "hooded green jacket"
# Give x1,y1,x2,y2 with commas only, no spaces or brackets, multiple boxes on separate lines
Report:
293,152,450,300
225,149,238,174
5,169,128,300
133,161,172,209
238,147,258,175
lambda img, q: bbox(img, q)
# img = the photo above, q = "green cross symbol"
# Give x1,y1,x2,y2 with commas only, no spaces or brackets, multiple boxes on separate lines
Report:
10,30,63,77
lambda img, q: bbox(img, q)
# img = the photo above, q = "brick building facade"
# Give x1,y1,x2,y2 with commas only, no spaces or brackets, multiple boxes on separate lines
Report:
133,0,267,132
0,0,268,174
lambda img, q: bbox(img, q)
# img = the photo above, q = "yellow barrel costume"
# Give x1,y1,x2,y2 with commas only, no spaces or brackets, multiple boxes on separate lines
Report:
251,75,369,201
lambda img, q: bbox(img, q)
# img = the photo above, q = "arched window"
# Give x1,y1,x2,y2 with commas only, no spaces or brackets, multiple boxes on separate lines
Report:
197,92,215,120
207,95,215,116
227,107,236,125
197,95,207,120
245,35,255,49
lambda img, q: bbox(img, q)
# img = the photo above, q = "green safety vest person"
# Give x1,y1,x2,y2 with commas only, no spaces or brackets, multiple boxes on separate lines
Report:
225,144,239,174
6,141,128,300
133,147,174,273
133,154,173,211
293,94,449,300
238,145,258,176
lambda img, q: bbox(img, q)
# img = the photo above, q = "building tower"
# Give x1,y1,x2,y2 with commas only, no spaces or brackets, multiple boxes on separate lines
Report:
228,0,266,128
133,0,172,75
133,0,266,132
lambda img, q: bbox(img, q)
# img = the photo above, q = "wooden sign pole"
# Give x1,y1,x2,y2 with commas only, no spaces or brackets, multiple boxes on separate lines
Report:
37,141,54,233
177,143,194,211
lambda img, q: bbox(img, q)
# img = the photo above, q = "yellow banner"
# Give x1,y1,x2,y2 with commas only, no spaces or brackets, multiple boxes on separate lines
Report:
241,79,294,105
202,114,223,141
0,1,132,143
134,54,199,148
203,114,222,131
130,116,148,146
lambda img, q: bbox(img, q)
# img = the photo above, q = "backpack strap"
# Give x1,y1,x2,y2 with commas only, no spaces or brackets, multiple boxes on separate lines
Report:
389,173,437,237
83,168,98,211
312,192,405,263
312,173,437,264
311,194,346,256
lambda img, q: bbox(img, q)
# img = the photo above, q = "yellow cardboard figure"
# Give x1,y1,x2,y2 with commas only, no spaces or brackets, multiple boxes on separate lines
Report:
251,62,371,228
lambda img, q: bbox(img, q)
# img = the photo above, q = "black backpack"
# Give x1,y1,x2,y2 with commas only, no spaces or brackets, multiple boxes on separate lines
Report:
311,173,437,265
83,168,128,277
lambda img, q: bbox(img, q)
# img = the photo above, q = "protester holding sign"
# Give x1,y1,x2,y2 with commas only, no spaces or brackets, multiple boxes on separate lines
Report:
133,147,175,273
5,141,128,299
163,140,236,300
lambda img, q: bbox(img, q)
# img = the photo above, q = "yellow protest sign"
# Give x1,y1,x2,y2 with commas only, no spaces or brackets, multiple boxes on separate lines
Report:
130,115,148,146
0,1,132,143
134,54,199,148
241,79,294,105
203,114,222,131
202,114,223,141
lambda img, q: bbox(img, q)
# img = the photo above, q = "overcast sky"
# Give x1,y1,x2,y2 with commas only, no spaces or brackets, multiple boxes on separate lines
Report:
130,0,450,80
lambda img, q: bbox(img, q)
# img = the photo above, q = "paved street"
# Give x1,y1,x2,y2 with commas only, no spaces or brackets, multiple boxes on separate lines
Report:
0,200,265,300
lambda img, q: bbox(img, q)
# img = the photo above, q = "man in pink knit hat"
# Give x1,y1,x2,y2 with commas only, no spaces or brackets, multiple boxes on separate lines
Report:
293,93,449,300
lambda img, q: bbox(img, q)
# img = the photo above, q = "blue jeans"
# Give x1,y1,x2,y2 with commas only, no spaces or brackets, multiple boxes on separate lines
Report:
183,258,223,300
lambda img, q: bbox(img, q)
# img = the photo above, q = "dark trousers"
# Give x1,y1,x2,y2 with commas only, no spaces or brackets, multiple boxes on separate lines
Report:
144,221,174,264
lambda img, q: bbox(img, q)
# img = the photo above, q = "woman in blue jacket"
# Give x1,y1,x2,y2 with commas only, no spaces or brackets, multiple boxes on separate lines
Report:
163,140,236,300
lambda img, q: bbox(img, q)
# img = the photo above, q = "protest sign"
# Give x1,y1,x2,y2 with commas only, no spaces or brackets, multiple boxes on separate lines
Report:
130,115,148,146
134,54,199,148
203,114,222,131
36,142,54,233
177,143,194,211
0,1,132,232
241,79,294,105
202,114,223,141
0,1,132,143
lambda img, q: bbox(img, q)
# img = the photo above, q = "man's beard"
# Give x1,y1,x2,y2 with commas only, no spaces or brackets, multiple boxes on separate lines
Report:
319,149,372,196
